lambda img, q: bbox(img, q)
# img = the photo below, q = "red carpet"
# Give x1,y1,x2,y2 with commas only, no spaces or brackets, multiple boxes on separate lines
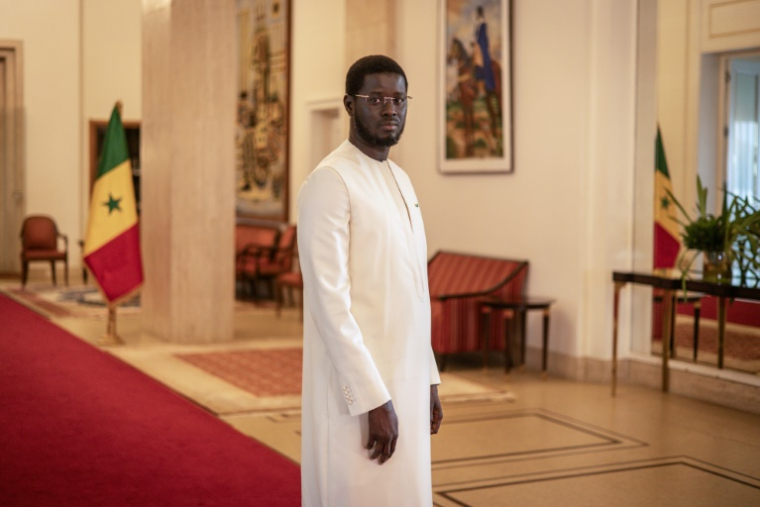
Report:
0,295,300,506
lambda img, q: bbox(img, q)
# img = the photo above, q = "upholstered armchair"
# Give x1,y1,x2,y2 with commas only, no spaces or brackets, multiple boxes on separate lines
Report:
428,251,529,369
20,215,69,288
240,225,297,299
235,224,279,298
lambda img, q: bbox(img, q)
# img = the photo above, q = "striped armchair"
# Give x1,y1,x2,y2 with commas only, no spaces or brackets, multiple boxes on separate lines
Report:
428,251,529,369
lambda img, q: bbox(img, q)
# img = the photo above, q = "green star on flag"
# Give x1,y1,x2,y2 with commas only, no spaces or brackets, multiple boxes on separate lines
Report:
103,193,123,214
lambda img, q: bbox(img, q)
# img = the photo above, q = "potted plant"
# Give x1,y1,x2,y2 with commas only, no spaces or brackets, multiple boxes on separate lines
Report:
666,176,760,285
731,193,760,286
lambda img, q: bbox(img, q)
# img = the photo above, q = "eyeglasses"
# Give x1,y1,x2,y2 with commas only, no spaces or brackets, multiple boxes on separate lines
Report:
351,94,412,108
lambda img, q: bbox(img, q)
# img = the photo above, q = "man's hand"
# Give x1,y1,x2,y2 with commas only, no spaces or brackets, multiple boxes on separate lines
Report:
430,384,443,435
367,400,398,465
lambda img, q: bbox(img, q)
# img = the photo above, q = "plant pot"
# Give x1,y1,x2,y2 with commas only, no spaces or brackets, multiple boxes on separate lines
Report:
703,250,732,282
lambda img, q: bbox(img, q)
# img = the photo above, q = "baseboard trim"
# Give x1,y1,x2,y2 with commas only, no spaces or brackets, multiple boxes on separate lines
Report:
524,347,760,415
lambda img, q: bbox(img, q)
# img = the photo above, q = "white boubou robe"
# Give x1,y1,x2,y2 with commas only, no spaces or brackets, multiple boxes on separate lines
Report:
298,140,441,507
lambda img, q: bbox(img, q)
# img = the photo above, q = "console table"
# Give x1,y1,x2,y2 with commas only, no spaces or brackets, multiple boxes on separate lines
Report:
611,271,760,396
480,296,555,375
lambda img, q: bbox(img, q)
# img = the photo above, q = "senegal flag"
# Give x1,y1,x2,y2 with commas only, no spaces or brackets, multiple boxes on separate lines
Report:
84,105,143,303
654,126,681,269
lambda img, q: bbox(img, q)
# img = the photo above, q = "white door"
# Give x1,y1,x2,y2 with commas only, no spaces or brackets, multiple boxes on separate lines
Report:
0,41,25,276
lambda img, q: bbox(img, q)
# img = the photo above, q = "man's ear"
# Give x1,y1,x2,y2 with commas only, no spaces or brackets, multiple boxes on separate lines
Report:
343,94,354,117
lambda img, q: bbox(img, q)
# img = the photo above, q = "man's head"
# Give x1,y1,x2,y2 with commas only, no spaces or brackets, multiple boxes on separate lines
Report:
344,55,409,154
345,55,408,97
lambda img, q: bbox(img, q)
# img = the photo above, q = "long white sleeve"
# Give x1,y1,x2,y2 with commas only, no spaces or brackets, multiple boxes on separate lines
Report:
298,166,391,416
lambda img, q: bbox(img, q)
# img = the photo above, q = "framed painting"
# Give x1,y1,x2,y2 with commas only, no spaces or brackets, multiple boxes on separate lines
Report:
439,0,513,174
236,0,291,220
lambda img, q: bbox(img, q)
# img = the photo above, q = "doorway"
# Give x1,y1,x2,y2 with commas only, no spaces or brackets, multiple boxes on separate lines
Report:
0,40,24,277
724,54,760,203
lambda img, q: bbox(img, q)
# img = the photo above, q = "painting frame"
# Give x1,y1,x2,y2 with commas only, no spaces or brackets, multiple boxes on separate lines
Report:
235,0,291,221
439,0,513,174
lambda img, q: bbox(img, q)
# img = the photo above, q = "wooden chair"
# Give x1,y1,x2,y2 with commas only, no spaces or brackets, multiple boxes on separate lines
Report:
240,225,297,299
274,232,302,319
275,271,303,320
235,224,279,298
20,215,69,288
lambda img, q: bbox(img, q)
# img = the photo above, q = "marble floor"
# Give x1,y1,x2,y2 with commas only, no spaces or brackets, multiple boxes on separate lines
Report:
3,274,760,506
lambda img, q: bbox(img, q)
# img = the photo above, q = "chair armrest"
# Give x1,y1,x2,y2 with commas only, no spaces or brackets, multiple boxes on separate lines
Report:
238,244,276,272
436,289,497,301
59,234,68,251
239,243,274,258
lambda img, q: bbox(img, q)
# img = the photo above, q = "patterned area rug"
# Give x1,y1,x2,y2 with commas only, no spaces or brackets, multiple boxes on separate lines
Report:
176,348,302,397
654,322,760,360
173,347,515,405
652,320,760,373
2,285,272,319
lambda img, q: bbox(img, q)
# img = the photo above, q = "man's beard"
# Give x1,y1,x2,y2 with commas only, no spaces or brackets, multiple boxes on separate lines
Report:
354,114,405,147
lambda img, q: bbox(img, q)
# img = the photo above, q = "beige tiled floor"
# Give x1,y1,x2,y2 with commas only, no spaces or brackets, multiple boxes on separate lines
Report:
4,273,760,506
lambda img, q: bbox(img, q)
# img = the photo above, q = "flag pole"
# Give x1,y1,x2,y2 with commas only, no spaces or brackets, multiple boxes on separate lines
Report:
99,304,123,346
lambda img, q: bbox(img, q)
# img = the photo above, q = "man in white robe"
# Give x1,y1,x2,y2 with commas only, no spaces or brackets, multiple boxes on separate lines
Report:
298,55,443,507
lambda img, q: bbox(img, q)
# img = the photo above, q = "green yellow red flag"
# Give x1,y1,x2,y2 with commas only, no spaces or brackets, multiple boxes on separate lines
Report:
83,105,143,303
654,126,681,269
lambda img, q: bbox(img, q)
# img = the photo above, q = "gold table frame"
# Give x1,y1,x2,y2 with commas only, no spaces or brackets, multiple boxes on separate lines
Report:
611,271,760,396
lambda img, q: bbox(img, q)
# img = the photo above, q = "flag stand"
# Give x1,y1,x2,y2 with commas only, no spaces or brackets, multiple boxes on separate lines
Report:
99,305,123,346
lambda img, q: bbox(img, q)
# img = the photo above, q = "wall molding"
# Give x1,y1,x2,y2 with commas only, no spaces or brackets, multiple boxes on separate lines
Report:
523,346,760,415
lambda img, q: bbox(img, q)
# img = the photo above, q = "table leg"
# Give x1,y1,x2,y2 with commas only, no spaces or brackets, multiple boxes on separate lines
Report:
717,297,727,369
669,299,677,359
542,307,550,379
661,289,674,393
520,310,527,369
612,281,625,396
482,306,490,369
506,311,517,374
693,301,701,362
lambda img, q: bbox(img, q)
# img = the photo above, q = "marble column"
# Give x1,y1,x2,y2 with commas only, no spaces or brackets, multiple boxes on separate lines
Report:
345,0,397,67
141,0,235,343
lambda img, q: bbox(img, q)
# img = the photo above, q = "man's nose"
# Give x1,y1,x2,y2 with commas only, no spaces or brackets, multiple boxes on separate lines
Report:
380,101,397,115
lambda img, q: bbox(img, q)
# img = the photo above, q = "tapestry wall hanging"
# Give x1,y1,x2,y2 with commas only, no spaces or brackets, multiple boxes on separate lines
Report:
236,0,291,220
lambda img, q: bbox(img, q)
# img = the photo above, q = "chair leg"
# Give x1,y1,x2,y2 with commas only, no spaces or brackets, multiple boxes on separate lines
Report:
64,258,69,286
519,310,527,368
267,278,276,300
670,299,677,359
50,260,57,286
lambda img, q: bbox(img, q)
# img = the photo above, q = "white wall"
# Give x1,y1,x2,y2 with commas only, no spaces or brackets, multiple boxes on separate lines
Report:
0,0,142,272
0,0,81,255
81,0,142,232
290,0,345,221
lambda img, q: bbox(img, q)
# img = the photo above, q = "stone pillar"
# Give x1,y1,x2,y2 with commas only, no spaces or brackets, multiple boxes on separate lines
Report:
345,0,397,67
141,0,235,343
